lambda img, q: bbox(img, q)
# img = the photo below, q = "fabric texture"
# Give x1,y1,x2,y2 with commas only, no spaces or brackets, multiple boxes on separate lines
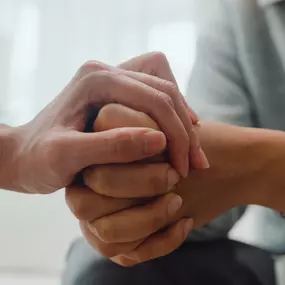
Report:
186,0,285,254
62,238,275,285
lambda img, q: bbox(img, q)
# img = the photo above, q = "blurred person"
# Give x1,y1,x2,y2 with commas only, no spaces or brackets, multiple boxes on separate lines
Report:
63,0,285,284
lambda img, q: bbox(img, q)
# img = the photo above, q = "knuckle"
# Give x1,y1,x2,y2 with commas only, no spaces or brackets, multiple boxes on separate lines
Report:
149,164,171,192
90,168,113,196
65,188,89,220
81,221,119,258
163,80,180,99
84,166,117,198
95,243,118,258
84,167,100,189
149,212,167,232
154,91,175,111
78,61,106,77
81,70,117,88
77,70,118,104
109,136,125,159
151,51,168,63
110,130,137,160
91,240,118,259
94,70,118,82
93,219,118,243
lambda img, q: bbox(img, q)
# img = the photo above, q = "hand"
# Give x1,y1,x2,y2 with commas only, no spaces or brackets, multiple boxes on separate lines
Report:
66,104,194,266
67,173,194,267
66,104,195,267
7,52,208,194
117,52,208,170
66,103,260,266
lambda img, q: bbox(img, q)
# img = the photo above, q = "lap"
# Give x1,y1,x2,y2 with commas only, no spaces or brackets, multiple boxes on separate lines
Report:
62,238,276,285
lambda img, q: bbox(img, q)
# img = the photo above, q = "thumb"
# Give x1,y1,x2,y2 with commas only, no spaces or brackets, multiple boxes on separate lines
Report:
94,104,165,164
67,128,166,171
95,103,160,132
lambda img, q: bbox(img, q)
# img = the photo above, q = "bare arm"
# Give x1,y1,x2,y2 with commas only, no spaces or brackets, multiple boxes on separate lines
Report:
73,103,285,227
0,53,206,194
174,121,285,229
66,103,285,265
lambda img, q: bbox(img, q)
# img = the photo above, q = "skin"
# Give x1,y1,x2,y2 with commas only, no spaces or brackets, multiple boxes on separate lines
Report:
0,52,208,194
66,103,285,267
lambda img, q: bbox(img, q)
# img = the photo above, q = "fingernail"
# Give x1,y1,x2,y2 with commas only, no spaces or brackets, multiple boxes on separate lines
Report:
194,121,201,128
168,195,183,217
199,148,210,169
144,131,166,156
191,147,209,169
184,219,194,238
167,169,180,190
189,109,200,125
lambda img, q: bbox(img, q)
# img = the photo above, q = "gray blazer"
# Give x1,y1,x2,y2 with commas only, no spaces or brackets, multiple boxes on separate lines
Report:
186,0,285,254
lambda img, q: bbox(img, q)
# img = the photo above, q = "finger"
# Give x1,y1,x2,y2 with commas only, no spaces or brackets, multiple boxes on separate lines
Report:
65,185,143,221
110,69,190,172
80,221,143,258
73,70,189,176
95,72,191,172
76,60,205,173
120,52,198,121
88,193,183,243
119,54,189,174
119,52,209,170
84,163,180,198
118,52,178,83
181,98,209,169
95,104,165,163
125,218,193,263
60,127,166,172
74,62,160,133
95,103,159,132
123,71,200,170
95,104,204,167
74,59,206,172
110,255,139,267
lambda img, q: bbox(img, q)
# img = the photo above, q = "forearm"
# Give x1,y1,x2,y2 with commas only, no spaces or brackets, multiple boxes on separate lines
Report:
174,121,285,228
199,121,285,210
0,124,22,191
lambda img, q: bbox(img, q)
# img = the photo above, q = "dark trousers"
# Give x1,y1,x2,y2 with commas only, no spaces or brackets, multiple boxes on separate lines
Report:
62,238,276,285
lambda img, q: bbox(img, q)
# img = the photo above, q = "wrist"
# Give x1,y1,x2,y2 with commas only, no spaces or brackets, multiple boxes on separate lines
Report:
196,122,268,207
251,129,285,212
173,122,273,228
193,123,285,213
0,124,23,191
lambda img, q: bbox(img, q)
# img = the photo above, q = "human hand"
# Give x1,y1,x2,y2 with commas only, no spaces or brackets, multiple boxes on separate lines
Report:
117,52,208,170
67,103,258,266
7,52,208,194
66,104,193,267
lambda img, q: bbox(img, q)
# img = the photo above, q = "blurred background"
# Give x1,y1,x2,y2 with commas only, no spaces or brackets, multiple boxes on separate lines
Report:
0,0,265,284
0,1,201,283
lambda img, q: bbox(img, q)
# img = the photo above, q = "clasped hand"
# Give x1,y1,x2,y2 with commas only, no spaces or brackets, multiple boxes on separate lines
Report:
66,103,194,267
